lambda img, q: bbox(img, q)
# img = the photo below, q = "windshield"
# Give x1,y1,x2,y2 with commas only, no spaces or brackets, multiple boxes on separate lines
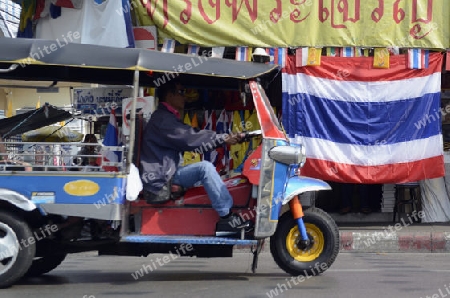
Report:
249,81,286,140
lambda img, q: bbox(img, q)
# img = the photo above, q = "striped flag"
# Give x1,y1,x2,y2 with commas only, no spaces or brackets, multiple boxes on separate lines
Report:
267,48,287,67
235,46,252,61
296,47,321,67
407,49,429,69
282,52,444,183
187,44,200,55
161,38,175,53
326,47,340,57
340,47,355,57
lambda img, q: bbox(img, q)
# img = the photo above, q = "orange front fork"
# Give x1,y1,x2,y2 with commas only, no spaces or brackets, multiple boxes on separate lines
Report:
289,195,309,240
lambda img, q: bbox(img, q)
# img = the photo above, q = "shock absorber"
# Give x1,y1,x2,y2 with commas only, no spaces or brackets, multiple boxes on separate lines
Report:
289,195,310,248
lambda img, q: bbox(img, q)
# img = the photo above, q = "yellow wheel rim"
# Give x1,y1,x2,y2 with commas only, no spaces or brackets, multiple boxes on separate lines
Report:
285,223,324,262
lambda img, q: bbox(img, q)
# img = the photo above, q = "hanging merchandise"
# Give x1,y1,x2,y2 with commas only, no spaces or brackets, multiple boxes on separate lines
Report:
373,48,390,69
407,49,429,69
183,112,201,166
36,0,130,48
215,110,229,174
266,48,287,67
230,110,246,171
201,110,217,163
296,47,321,67
247,110,261,150
161,38,176,53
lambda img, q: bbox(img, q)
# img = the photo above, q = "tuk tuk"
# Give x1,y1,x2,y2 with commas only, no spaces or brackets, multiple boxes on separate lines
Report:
0,38,339,288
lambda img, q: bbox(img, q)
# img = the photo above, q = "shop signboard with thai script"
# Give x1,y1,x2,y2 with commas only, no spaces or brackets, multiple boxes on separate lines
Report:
140,0,449,49
74,87,133,115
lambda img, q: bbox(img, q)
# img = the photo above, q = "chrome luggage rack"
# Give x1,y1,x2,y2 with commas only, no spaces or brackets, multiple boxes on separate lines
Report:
0,141,125,173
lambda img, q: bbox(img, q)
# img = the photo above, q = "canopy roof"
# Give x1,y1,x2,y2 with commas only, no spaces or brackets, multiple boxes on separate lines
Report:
0,38,280,89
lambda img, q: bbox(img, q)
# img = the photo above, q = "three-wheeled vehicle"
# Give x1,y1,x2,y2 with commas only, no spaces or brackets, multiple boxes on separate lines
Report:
0,38,339,288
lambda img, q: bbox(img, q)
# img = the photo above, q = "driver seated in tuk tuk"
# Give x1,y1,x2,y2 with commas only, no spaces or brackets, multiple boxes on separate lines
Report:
139,80,252,234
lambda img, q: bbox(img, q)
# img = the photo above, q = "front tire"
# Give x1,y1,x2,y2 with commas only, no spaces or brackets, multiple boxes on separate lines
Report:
0,211,36,288
270,207,339,276
25,253,67,277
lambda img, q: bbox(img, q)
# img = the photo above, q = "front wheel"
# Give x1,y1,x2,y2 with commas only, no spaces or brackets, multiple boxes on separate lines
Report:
0,211,36,288
25,253,67,277
270,207,339,276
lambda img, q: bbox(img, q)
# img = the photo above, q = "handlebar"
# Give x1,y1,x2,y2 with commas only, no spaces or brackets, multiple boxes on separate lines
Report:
240,130,262,142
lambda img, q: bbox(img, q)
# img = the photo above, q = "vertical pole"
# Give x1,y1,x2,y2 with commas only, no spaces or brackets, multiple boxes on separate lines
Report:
126,69,139,174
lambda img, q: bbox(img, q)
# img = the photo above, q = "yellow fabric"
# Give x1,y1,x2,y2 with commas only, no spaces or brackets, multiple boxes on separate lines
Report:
6,99,12,118
230,111,244,169
137,1,448,49
248,110,261,150
19,0,35,32
183,112,201,165
133,0,156,26
307,48,322,66
373,48,390,69
183,112,191,125
36,98,41,109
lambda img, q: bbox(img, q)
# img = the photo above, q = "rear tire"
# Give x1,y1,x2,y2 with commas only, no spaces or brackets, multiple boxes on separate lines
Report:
270,208,339,276
0,211,36,288
25,253,67,277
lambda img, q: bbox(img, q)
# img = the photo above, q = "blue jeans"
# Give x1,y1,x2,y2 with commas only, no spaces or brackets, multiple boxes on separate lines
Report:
172,161,233,217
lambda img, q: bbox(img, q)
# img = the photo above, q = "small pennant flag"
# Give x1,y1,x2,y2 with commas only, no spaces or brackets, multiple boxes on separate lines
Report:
235,47,252,61
354,47,364,57
267,48,287,67
161,38,175,53
388,46,400,55
296,47,321,67
36,97,41,109
326,47,340,57
407,49,429,69
211,47,225,58
187,44,200,55
373,48,390,69
340,47,355,57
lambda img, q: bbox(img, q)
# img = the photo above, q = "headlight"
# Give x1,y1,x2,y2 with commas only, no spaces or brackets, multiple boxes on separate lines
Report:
268,145,306,166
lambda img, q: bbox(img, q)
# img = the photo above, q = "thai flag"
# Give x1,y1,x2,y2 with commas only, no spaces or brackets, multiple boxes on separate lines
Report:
408,49,429,69
102,110,120,171
161,38,175,53
235,47,250,61
282,53,444,183
187,44,200,55
340,47,355,57
269,48,287,67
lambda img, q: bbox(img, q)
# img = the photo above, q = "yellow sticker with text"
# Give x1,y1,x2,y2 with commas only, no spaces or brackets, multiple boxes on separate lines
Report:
64,180,100,196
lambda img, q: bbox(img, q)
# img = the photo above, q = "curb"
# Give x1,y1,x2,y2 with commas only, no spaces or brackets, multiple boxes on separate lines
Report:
339,231,450,253
234,231,450,253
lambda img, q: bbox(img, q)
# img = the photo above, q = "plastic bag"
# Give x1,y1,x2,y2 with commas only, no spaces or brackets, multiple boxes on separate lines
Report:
126,163,143,201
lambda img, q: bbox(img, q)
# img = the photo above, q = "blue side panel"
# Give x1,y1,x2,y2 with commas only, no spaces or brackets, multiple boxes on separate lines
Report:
0,174,126,205
269,139,290,221
121,235,258,246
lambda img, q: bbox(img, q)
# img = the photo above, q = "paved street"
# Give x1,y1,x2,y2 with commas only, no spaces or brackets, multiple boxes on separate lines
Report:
2,251,450,298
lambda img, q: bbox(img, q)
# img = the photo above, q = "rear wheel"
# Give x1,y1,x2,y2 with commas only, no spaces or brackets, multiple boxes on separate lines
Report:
270,208,339,276
0,211,36,288
25,253,67,277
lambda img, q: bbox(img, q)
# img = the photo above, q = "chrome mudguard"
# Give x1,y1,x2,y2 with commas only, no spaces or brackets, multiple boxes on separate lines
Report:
283,176,331,205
